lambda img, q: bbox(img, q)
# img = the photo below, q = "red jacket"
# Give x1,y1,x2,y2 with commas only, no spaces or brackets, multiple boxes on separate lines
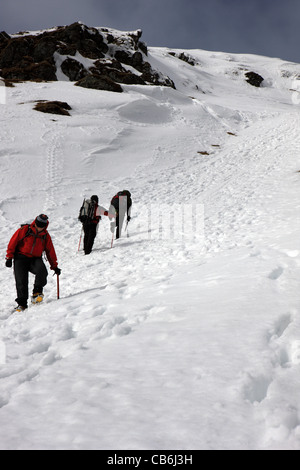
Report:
6,221,58,270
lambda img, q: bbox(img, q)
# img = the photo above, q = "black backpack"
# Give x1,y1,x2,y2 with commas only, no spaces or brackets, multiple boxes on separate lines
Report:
111,190,132,210
78,199,96,223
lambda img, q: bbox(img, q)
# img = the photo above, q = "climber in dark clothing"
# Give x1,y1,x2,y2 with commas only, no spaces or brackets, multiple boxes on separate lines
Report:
109,190,132,239
78,195,109,254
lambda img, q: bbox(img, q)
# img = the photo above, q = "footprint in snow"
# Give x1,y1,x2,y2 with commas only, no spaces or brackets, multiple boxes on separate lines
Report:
92,306,106,317
242,372,272,404
268,266,284,280
27,341,51,355
268,313,292,340
41,350,61,366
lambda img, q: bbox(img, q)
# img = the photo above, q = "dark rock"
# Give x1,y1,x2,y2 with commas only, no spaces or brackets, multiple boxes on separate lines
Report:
91,60,145,85
75,74,123,92
1,60,56,81
114,50,132,65
128,29,143,48
33,37,57,62
169,51,197,66
56,45,77,56
113,50,143,69
245,71,264,87
0,37,33,68
105,33,115,44
138,41,147,56
140,62,175,88
61,58,87,81
132,51,143,67
1,78,15,87
34,100,71,116
0,31,10,40
54,22,108,58
0,31,10,48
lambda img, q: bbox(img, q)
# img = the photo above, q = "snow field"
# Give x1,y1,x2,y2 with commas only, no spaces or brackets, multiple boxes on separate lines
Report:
0,45,300,449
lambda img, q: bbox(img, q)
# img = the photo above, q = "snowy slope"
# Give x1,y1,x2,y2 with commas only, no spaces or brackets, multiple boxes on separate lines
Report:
0,41,300,450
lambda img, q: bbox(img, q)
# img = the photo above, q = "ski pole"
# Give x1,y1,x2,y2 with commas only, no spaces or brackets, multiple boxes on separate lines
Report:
57,274,60,300
111,233,114,248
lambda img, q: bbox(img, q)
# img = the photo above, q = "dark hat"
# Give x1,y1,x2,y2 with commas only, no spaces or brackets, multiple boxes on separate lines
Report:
91,195,98,203
35,214,48,228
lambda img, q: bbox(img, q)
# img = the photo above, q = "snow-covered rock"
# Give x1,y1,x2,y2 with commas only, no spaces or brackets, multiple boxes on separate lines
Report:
0,22,174,90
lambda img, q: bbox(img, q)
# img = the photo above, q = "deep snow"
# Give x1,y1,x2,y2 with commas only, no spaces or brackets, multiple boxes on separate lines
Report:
0,39,300,450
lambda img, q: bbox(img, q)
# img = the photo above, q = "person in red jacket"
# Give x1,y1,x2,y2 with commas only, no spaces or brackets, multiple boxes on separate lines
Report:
5,214,61,312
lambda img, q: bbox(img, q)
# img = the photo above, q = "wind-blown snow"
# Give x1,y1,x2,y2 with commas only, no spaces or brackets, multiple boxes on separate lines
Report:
0,44,300,450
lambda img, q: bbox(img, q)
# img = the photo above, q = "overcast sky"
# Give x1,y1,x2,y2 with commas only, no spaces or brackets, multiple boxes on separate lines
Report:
1,0,300,63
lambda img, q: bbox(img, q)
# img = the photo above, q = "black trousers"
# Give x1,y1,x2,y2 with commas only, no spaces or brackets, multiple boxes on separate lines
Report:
83,223,97,254
14,256,48,307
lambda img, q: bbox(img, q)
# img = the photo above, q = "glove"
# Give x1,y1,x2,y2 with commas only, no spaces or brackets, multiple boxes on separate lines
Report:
79,215,87,223
5,259,12,268
127,216,131,222
54,267,61,276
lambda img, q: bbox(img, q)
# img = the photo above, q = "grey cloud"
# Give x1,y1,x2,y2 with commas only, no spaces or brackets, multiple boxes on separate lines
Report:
0,0,299,62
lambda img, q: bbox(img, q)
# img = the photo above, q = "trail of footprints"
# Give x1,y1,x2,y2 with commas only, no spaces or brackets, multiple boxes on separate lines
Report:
242,256,299,406
43,129,64,209
238,253,300,447
0,273,166,410
240,308,300,449
242,312,296,404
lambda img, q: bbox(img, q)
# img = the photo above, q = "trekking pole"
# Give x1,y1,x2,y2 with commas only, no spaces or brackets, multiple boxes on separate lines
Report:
111,233,114,248
78,227,83,252
57,274,60,300
78,198,85,252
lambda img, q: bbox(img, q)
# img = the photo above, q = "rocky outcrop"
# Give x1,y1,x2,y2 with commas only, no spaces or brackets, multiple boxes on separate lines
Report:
0,22,175,92
245,71,264,87
168,51,198,66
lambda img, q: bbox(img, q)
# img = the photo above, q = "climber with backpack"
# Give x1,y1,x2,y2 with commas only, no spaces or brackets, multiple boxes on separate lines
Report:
78,195,110,255
5,214,61,312
109,190,132,239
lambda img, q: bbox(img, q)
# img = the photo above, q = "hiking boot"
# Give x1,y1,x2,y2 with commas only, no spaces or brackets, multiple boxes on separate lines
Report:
31,293,44,304
14,305,27,312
